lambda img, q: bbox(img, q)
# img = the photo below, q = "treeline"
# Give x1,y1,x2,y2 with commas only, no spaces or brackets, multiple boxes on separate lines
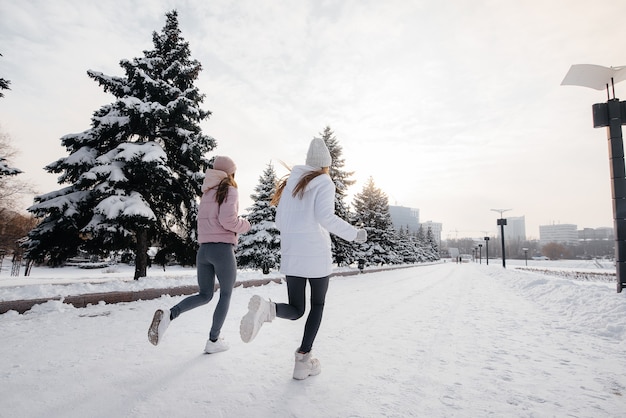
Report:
443,237,614,260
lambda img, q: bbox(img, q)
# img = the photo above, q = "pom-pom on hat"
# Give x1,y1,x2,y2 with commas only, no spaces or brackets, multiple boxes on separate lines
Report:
213,155,237,175
305,137,332,169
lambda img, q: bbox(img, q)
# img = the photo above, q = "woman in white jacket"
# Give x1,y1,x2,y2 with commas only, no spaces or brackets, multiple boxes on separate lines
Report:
240,137,367,380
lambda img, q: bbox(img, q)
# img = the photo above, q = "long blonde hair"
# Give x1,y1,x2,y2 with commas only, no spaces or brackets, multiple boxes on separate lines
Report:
271,167,329,206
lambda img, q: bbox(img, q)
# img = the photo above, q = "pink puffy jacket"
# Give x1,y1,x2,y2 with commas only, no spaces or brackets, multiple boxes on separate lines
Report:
197,169,250,245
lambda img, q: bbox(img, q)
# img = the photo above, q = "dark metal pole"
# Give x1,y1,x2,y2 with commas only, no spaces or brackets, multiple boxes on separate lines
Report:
497,218,507,268
593,98,626,292
484,237,490,265
607,99,626,293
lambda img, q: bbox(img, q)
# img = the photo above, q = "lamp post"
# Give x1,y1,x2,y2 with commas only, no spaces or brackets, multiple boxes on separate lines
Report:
562,64,626,293
478,244,483,264
484,236,490,265
491,209,511,268
522,247,528,266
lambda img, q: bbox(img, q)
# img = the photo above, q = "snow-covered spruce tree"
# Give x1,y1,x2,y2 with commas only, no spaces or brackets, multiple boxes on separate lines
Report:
413,224,438,262
395,225,418,264
416,224,426,245
321,126,357,266
351,177,401,266
0,156,19,177
0,56,18,181
236,162,280,274
412,231,428,262
413,225,429,262
0,53,9,98
425,226,440,260
23,11,215,279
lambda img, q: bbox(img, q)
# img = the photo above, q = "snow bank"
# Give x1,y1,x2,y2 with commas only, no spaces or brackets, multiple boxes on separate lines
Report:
488,266,625,341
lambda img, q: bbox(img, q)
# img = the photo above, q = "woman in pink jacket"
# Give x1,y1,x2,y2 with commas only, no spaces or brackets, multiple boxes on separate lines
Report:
148,156,251,353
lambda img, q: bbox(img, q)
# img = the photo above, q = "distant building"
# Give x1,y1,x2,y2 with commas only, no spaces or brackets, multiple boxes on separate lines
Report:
388,206,420,233
498,216,526,242
420,221,442,246
579,227,613,240
539,223,578,245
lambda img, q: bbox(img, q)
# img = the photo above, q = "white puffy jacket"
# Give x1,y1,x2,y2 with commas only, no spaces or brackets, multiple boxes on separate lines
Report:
276,165,358,277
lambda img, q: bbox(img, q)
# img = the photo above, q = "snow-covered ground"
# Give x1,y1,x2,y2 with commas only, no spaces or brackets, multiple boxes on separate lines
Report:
0,259,624,417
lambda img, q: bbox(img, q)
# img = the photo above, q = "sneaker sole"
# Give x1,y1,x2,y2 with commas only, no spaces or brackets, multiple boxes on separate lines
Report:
205,344,230,354
240,295,264,343
293,358,321,380
293,367,321,380
148,309,164,346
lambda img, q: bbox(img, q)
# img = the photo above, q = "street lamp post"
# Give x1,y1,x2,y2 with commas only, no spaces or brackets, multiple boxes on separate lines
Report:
491,209,511,268
484,236,490,265
478,244,483,264
522,247,528,266
562,64,626,293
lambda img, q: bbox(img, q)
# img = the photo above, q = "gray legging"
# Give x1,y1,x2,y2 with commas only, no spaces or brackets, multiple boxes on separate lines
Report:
170,243,237,341
276,275,330,353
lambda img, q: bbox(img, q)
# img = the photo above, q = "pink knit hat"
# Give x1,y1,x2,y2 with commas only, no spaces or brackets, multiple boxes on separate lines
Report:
213,156,237,175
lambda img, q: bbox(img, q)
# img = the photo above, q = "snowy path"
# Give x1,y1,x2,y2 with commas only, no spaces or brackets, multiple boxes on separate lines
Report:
0,263,624,417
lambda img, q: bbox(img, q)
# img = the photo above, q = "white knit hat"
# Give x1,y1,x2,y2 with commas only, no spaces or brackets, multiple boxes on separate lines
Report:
305,137,332,168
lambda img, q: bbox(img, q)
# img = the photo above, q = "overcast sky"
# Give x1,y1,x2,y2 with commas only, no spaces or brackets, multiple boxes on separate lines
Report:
2,0,626,240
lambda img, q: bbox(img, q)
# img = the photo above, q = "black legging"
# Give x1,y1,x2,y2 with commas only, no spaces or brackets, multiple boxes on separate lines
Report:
275,275,330,353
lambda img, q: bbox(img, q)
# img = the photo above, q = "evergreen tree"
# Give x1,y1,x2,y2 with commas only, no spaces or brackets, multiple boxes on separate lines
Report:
396,226,418,264
0,157,19,176
352,177,401,265
411,225,439,262
0,61,17,178
416,224,426,244
23,11,215,279
425,227,440,260
236,162,280,273
320,126,357,266
414,225,427,261
0,53,10,98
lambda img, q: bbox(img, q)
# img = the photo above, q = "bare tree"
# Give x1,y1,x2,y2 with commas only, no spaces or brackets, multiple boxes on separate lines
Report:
0,128,34,213
0,211,37,253
541,242,571,260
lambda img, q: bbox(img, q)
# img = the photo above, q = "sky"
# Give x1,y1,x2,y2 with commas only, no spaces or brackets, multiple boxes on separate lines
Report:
0,260,624,416
2,0,626,240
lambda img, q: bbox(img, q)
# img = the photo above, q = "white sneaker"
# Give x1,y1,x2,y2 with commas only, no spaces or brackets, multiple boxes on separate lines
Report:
148,309,171,346
205,338,229,354
240,295,275,343
293,351,321,380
